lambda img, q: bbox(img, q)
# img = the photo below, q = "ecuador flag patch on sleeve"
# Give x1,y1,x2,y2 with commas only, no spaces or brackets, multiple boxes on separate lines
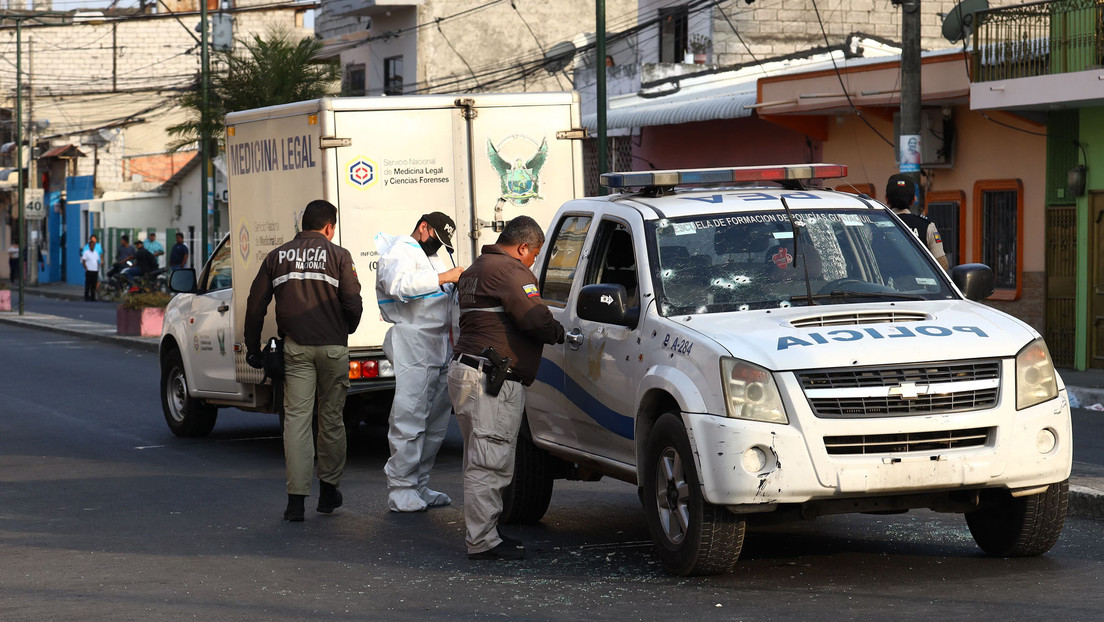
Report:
523,283,540,298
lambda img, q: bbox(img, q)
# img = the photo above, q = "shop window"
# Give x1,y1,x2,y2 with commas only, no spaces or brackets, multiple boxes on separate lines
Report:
384,56,403,96
973,180,1023,300
925,190,965,269
658,5,689,63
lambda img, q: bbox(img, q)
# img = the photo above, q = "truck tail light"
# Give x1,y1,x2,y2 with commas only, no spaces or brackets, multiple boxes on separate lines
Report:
349,360,380,380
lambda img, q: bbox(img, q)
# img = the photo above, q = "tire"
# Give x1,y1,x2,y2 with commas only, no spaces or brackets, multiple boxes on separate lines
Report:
500,419,555,524
642,413,745,576
96,280,118,302
161,348,218,437
966,480,1068,557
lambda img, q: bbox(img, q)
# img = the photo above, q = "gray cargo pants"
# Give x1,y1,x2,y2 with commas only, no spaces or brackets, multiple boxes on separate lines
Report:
447,359,525,554
283,336,350,496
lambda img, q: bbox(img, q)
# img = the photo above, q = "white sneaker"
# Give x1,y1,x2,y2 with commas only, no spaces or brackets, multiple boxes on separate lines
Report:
388,487,428,513
418,486,452,507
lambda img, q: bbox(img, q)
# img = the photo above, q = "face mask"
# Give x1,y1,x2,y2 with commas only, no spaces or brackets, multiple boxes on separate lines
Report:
419,235,443,256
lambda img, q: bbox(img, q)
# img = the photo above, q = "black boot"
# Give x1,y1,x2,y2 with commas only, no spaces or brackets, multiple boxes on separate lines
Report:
284,494,306,522
317,480,343,514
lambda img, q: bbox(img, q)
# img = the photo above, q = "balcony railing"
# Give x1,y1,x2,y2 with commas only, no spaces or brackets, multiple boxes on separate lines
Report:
972,0,1103,82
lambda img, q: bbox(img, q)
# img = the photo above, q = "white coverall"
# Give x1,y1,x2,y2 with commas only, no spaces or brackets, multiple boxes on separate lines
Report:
375,232,458,512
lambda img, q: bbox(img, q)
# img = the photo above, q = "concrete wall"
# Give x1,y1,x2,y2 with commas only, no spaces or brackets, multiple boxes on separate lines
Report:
706,0,1023,67
822,105,1047,333
317,0,637,96
0,1,311,190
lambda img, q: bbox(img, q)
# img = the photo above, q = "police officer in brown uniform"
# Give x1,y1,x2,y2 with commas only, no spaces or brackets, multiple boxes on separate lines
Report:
245,199,363,522
886,173,950,270
447,215,565,560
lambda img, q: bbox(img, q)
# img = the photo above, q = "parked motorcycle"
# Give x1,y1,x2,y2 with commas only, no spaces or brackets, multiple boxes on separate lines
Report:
96,259,168,302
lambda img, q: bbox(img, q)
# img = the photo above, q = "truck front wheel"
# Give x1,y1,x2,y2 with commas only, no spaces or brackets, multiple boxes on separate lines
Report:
161,348,218,437
642,413,745,576
965,479,1068,557
500,418,555,524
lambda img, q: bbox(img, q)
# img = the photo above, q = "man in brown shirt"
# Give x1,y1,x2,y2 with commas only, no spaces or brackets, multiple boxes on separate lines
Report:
447,215,564,560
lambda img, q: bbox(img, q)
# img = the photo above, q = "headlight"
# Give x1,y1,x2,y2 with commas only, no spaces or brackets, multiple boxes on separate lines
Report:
1016,338,1058,410
720,358,787,423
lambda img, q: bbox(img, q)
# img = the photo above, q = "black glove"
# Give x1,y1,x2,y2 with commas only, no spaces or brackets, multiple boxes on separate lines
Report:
246,351,264,369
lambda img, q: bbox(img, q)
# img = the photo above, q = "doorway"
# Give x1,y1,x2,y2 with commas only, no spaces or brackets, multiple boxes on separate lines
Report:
1091,193,1104,368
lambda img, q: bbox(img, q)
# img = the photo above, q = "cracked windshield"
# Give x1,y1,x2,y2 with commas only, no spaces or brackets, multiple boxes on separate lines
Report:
651,209,954,315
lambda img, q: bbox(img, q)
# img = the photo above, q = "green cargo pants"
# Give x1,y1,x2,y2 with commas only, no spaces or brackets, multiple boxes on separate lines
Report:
283,336,350,496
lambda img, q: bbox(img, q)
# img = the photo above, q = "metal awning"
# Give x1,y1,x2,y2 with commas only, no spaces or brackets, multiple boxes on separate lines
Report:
41,144,86,159
0,167,24,189
583,88,757,131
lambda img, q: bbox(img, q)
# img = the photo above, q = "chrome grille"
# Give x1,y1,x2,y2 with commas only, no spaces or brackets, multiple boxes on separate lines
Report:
790,310,929,328
799,360,1001,418
824,427,992,455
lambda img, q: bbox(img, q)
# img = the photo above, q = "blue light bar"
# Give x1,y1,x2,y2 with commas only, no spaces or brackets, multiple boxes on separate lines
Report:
599,163,848,189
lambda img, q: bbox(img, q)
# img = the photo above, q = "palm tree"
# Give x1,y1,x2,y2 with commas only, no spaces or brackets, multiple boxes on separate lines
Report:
166,26,340,154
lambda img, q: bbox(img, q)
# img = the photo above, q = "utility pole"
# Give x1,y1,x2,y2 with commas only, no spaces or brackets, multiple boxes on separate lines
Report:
899,0,923,209
15,17,24,313
200,0,210,266
596,0,607,194
27,37,36,287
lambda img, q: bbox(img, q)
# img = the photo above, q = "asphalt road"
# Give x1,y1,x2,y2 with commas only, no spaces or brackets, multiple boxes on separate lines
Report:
3,321,1104,621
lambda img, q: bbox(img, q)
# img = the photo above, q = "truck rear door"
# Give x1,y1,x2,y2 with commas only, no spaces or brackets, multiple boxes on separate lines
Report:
330,104,468,352
467,97,582,249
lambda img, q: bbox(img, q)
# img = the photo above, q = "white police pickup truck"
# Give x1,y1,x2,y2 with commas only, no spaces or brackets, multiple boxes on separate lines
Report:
506,164,1072,576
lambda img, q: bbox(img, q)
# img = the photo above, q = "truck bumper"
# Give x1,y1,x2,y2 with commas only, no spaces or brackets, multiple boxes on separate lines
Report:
683,389,1073,508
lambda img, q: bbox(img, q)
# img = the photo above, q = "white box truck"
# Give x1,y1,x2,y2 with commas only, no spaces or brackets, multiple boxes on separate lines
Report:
158,93,585,436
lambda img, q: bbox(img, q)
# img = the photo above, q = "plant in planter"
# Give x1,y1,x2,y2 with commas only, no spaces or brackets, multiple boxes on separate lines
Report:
117,291,173,337
688,33,711,64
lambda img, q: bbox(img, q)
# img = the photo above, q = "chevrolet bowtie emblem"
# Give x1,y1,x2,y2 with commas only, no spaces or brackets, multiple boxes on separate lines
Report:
888,381,928,400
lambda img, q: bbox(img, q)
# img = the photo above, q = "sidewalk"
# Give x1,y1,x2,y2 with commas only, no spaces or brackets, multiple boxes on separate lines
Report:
2,281,1103,520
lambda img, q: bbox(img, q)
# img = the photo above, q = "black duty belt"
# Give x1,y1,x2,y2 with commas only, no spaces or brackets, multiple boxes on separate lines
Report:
452,352,522,383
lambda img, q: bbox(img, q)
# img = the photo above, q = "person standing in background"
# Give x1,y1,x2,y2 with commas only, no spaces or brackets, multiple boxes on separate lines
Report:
169,232,189,271
7,242,18,283
146,232,165,268
82,237,101,301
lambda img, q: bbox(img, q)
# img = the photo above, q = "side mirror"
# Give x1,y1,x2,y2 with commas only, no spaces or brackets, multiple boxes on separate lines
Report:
168,268,198,293
577,283,638,327
950,263,995,301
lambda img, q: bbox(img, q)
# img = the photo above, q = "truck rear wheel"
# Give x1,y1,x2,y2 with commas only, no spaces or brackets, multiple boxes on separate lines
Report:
966,480,1068,557
161,348,218,437
500,418,555,524
642,413,744,576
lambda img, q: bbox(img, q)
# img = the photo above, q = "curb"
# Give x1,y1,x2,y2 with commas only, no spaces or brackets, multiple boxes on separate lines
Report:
0,312,159,353
1069,485,1104,521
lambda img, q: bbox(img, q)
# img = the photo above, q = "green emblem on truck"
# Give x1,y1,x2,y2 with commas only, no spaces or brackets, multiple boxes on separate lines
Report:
488,136,548,205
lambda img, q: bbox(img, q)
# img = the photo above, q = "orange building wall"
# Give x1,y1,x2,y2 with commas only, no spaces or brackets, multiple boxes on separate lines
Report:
825,106,1047,273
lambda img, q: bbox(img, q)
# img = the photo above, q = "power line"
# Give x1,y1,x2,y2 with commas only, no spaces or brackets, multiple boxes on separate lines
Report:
810,0,894,148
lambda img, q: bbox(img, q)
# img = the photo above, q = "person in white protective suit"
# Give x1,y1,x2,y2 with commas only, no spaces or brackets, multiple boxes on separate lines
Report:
375,212,466,512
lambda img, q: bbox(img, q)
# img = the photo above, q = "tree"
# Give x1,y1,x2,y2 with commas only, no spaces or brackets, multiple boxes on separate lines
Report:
167,27,340,154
